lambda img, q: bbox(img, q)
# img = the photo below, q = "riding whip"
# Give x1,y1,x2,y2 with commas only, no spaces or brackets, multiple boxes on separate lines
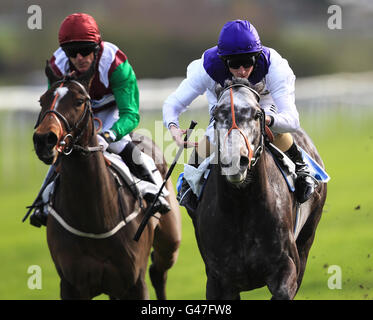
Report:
133,120,198,241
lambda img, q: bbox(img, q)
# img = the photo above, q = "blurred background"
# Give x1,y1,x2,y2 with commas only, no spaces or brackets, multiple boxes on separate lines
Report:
1,0,373,83
0,0,372,300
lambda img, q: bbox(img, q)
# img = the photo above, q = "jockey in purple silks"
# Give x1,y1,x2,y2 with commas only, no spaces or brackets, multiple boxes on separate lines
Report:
163,20,315,208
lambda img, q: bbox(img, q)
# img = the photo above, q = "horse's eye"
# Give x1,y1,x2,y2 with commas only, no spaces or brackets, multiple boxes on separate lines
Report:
75,99,84,106
254,111,262,120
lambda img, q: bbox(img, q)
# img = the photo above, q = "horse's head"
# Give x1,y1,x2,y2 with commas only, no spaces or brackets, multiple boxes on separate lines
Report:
33,62,96,165
213,78,265,184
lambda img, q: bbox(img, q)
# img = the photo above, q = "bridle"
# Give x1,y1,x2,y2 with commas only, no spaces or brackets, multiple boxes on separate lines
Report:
215,84,266,170
35,79,102,156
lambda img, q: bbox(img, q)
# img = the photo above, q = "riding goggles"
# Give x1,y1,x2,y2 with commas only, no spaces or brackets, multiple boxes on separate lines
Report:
226,55,257,69
62,43,98,58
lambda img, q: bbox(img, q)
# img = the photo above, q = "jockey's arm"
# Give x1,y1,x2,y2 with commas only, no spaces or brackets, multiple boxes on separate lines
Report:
163,58,214,146
109,60,140,141
265,48,300,133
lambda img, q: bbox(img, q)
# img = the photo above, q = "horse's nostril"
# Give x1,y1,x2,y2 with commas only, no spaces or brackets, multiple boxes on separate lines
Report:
46,132,58,147
33,132,58,149
240,156,249,168
33,133,44,148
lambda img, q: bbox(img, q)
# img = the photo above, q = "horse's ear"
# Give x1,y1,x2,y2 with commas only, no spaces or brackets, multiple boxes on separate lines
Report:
215,83,223,98
45,60,62,85
251,80,265,95
76,59,96,91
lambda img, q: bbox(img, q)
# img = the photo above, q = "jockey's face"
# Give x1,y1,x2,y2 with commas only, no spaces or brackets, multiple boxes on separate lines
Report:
229,65,254,79
69,52,95,73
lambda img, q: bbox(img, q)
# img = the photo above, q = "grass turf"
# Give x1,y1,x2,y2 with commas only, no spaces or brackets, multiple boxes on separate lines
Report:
0,106,372,300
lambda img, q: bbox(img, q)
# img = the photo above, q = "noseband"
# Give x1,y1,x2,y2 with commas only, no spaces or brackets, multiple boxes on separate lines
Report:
36,79,101,156
216,84,265,170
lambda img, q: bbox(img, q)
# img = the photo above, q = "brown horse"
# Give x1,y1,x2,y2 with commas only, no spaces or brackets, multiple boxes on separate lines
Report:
189,78,327,300
32,64,181,299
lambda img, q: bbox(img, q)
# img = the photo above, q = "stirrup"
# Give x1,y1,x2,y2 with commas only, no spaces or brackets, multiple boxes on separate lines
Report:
177,179,198,215
28,180,56,228
29,207,48,227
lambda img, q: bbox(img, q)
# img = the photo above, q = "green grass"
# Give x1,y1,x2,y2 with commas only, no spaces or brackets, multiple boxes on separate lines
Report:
0,107,372,300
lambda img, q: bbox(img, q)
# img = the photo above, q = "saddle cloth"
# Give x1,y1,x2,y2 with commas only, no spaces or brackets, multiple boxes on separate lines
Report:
178,145,329,199
268,143,330,193
103,151,169,199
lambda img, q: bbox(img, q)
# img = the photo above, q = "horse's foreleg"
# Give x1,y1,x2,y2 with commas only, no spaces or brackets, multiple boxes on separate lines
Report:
295,201,324,291
149,223,180,300
150,180,181,300
128,274,149,300
149,251,167,300
206,274,240,300
60,278,91,300
266,256,298,300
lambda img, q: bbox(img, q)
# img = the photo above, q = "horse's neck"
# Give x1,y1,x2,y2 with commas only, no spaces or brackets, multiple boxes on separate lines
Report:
57,150,119,229
61,152,108,186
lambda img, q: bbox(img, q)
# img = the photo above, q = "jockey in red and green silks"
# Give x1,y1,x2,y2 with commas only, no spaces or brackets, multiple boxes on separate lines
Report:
29,13,169,227
49,13,139,152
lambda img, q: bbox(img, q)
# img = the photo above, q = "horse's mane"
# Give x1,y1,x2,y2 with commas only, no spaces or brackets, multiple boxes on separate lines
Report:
215,77,265,100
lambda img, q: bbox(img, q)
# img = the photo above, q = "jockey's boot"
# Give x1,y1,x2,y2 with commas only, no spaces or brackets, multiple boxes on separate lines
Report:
285,142,315,203
29,201,48,227
29,165,57,227
119,141,170,214
177,149,202,214
177,178,199,214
